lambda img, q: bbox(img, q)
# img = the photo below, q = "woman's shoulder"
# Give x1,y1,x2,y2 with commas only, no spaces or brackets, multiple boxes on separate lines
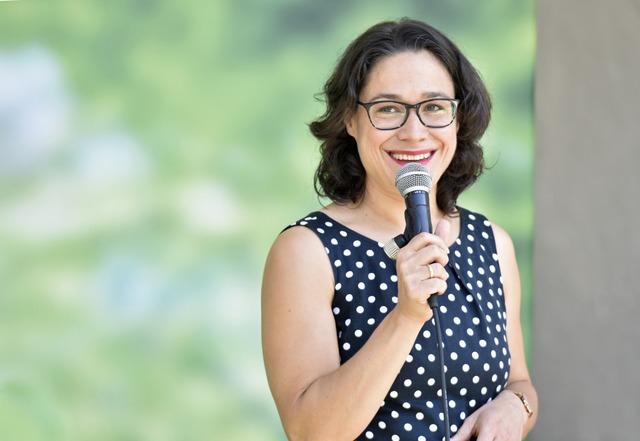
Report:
273,211,328,255
264,213,334,291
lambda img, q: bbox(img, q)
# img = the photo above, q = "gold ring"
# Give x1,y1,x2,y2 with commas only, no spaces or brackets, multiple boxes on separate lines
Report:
428,264,434,279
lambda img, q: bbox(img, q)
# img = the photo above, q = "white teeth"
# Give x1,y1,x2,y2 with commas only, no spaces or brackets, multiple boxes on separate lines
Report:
391,152,433,161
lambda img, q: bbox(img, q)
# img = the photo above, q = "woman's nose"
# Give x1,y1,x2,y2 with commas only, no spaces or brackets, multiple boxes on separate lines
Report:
397,109,429,140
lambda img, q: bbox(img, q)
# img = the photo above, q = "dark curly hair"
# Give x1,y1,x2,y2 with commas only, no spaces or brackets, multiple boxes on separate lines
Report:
309,18,492,215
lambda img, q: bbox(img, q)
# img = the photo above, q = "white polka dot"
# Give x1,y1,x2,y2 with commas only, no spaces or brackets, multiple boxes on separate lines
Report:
404,423,413,431
429,424,438,432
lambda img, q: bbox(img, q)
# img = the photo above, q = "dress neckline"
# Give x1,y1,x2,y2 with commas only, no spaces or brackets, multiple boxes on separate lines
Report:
308,207,468,252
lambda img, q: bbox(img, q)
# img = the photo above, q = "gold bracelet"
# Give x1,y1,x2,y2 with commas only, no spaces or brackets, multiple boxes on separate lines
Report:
508,390,534,419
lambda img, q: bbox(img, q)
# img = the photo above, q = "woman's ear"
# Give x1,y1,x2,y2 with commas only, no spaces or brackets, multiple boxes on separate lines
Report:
345,113,355,137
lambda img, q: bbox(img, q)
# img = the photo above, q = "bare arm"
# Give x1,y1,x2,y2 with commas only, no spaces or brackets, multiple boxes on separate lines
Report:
261,222,450,441
494,224,538,436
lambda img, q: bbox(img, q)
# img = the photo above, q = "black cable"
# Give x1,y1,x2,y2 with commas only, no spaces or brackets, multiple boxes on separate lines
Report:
430,300,451,441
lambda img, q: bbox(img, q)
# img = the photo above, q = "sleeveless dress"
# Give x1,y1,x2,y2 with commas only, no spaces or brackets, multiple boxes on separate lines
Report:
287,207,511,441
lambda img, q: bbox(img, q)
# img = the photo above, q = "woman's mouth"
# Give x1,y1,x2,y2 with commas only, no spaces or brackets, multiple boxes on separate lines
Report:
390,151,434,162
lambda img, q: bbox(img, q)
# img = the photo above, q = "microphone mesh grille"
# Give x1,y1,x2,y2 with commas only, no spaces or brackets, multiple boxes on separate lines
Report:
395,163,432,197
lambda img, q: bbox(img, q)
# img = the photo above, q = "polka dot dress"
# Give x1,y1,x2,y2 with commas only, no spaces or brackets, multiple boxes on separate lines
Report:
288,207,511,441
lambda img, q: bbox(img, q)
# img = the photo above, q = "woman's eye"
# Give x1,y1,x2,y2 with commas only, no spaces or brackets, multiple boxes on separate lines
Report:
424,104,444,113
375,104,403,114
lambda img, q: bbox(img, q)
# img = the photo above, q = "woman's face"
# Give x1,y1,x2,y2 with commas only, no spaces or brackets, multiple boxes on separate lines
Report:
346,50,458,201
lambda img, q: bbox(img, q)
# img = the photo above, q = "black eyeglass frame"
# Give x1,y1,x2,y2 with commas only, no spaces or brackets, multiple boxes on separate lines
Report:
356,98,460,130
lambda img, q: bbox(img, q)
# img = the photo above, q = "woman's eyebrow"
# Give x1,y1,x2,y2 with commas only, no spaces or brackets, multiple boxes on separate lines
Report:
366,91,453,101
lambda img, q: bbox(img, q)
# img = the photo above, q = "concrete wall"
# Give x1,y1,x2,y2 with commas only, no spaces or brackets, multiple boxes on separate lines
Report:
532,0,640,439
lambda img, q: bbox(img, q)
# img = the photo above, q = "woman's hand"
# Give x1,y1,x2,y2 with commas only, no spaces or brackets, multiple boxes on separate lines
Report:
451,390,529,441
394,219,450,323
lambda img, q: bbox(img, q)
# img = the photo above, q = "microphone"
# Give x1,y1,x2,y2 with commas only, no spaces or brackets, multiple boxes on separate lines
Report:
383,162,433,260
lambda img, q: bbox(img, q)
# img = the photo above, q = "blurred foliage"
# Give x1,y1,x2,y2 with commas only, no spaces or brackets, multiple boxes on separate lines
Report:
0,0,534,439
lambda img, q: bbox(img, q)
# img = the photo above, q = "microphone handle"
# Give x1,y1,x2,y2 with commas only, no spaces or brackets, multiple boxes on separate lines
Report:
404,192,439,308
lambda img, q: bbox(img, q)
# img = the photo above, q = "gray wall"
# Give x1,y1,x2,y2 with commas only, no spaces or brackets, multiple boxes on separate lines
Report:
532,0,640,439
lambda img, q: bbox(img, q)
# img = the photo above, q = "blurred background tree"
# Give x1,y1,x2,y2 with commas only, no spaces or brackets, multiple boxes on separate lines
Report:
0,0,534,439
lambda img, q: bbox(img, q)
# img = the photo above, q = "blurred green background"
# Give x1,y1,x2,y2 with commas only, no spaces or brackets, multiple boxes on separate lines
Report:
0,1,534,440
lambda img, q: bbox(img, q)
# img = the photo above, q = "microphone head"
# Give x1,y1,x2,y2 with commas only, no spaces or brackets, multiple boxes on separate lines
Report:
394,163,432,197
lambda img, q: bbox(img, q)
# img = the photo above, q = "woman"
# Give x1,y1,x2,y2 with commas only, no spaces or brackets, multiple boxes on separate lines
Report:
262,18,537,441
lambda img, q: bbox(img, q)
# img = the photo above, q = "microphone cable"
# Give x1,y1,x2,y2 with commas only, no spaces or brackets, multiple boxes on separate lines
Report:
428,295,451,441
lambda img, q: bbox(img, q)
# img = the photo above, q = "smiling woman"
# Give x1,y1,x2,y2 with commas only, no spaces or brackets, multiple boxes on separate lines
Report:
262,18,537,441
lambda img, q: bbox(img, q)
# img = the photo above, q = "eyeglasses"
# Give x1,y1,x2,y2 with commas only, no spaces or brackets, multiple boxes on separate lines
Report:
357,98,460,130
